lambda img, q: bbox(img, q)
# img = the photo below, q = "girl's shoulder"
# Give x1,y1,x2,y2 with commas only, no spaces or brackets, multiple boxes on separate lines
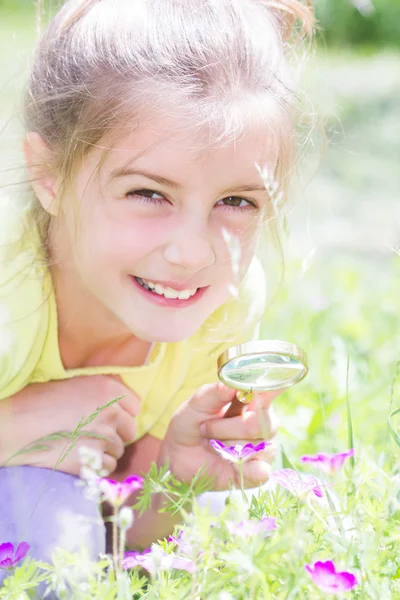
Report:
0,199,50,399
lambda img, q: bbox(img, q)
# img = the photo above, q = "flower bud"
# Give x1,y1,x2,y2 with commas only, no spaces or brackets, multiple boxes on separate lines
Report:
118,507,134,531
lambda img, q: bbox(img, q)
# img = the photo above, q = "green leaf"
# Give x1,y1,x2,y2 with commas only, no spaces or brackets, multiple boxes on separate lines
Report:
281,446,295,470
388,406,400,448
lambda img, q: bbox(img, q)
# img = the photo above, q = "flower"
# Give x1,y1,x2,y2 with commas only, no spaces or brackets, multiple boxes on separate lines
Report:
118,507,134,531
168,530,193,556
123,546,194,574
0,542,30,569
78,446,103,471
98,475,143,506
209,440,270,464
270,469,323,498
226,517,277,538
301,449,355,474
305,560,358,595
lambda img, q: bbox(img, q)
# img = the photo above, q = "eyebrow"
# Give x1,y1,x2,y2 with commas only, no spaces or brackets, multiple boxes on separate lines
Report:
109,167,268,194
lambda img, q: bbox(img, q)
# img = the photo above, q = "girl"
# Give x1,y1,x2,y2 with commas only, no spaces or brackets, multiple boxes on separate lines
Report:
0,0,313,566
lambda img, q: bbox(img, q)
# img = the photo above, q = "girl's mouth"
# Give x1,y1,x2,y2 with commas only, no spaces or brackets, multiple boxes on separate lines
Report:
130,275,207,306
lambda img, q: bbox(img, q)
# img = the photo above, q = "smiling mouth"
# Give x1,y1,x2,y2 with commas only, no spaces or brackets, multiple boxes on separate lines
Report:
134,276,200,300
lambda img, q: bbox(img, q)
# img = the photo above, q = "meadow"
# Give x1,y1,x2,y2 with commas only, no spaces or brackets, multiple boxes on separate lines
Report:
1,3,400,598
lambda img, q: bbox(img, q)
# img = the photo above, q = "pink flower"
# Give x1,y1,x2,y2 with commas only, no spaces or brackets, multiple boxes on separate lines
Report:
123,548,152,571
226,517,277,538
0,542,30,569
123,547,194,574
301,449,355,474
305,560,358,594
98,475,143,506
209,440,270,464
270,469,323,498
168,530,193,556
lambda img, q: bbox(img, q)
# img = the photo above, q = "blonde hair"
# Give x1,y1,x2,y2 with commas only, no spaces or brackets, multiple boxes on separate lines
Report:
25,0,314,240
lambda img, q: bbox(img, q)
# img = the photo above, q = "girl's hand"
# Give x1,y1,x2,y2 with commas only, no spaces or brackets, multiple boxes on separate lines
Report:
0,375,140,476
159,383,281,490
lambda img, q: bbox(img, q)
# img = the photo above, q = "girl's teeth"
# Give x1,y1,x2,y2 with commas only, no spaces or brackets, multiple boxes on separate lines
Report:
136,277,197,300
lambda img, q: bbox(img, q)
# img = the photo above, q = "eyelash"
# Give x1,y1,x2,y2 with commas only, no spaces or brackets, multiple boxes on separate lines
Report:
126,189,258,211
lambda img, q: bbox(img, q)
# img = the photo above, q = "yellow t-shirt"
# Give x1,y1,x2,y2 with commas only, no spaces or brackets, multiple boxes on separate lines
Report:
0,208,266,441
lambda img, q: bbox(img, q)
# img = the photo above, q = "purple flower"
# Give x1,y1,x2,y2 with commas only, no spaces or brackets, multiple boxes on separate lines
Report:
226,517,277,538
123,547,194,574
98,475,143,506
168,530,193,556
0,542,30,569
301,449,355,474
209,440,270,464
123,548,152,571
305,560,358,595
270,469,323,498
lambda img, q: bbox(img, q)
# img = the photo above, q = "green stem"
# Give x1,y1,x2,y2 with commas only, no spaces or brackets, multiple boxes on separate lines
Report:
306,498,328,528
113,506,120,575
238,461,247,503
119,526,126,573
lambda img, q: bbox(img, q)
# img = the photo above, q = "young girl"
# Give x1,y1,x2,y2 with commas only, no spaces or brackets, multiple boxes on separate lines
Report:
0,0,313,566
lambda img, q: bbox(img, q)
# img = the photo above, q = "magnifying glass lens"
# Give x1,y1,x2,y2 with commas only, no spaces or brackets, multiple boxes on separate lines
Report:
221,352,306,392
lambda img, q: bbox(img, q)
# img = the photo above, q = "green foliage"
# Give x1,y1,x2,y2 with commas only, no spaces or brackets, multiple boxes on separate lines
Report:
315,0,400,48
1,0,400,48
133,461,214,517
1,455,399,598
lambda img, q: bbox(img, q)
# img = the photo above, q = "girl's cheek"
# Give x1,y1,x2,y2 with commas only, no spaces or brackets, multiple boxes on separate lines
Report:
213,213,261,253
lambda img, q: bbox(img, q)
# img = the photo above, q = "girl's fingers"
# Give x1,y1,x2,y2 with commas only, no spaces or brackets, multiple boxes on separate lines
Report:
202,407,280,441
240,459,272,488
116,407,137,444
246,390,283,411
189,383,237,416
102,453,118,477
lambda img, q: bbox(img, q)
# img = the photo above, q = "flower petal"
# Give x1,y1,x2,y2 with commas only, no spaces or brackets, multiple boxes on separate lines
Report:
98,478,120,503
13,542,30,564
305,560,358,594
170,556,194,573
301,449,355,474
0,543,14,564
240,441,270,461
209,439,239,462
335,570,358,590
259,517,277,532
314,560,336,574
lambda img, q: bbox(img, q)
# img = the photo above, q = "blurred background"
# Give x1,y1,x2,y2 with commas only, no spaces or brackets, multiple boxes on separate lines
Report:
0,0,399,458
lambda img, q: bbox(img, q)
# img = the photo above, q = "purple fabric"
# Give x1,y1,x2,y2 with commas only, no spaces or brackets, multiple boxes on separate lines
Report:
0,466,106,595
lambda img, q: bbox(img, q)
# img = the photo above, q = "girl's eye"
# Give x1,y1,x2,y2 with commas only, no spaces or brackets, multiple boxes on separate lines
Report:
216,196,256,210
126,189,166,204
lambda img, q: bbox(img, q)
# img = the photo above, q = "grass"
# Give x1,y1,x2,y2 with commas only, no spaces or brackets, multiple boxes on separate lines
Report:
1,5,400,599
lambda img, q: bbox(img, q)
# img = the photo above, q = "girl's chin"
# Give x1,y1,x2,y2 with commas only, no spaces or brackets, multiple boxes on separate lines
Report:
120,312,217,343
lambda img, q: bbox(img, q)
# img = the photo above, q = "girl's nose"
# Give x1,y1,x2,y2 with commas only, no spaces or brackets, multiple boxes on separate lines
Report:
163,220,216,273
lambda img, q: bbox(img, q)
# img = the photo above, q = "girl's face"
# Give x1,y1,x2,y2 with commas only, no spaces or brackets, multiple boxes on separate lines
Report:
54,116,277,342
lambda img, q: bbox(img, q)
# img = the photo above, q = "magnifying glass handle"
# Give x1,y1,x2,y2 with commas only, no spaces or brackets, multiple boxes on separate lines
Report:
224,396,247,418
224,390,254,418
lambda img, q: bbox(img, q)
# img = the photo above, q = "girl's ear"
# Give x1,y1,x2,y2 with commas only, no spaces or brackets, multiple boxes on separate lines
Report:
24,132,61,216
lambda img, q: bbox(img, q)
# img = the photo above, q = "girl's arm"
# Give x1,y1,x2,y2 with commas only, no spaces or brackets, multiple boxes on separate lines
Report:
0,376,139,474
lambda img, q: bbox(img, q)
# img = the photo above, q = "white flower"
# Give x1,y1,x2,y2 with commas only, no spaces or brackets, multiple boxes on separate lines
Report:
118,507,134,531
78,446,103,471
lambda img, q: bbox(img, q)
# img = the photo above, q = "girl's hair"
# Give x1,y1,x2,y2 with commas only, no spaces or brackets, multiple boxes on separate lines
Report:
25,0,315,240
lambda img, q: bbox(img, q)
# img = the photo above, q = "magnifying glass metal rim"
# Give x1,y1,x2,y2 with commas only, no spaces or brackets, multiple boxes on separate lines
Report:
218,340,308,393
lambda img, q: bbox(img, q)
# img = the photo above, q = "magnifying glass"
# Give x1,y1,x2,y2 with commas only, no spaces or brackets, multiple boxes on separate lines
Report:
218,340,308,418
